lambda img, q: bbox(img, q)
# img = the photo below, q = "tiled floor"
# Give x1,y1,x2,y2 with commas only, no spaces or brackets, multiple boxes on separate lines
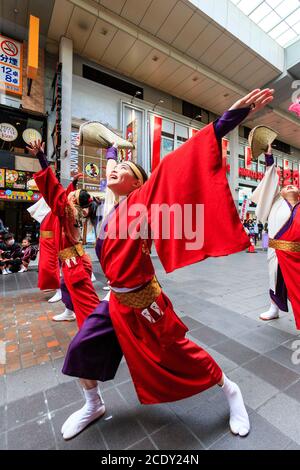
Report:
1,251,300,450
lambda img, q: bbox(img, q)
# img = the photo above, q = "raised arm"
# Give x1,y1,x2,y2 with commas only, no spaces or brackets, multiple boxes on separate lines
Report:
135,88,275,211
251,144,279,223
27,140,69,219
103,145,117,220
214,89,274,140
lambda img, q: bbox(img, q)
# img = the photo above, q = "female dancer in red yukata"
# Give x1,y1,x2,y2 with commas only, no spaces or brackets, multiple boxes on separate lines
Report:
36,89,273,441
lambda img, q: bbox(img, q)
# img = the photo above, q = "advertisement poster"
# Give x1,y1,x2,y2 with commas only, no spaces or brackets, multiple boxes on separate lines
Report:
26,173,39,191
83,156,101,186
5,169,27,189
0,168,5,188
125,119,137,162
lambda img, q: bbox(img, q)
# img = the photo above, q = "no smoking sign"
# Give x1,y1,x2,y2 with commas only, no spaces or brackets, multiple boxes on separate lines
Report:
1,40,18,56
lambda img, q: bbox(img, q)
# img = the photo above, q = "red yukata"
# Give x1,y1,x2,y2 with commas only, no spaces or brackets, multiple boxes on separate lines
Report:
38,180,78,291
34,167,99,328
275,203,300,329
38,211,60,290
100,123,249,404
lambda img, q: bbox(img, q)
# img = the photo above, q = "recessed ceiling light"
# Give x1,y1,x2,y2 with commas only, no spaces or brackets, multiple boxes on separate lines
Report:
100,28,108,35
192,77,198,82
152,56,159,62
223,93,230,97
78,22,89,31
14,8,19,14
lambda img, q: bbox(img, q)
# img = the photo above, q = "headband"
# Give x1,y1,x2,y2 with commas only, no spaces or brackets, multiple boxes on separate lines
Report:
125,161,144,185
74,189,93,207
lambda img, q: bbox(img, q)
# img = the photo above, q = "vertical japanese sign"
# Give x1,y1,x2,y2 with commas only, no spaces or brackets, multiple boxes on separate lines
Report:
0,34,23,96
240,196,249,222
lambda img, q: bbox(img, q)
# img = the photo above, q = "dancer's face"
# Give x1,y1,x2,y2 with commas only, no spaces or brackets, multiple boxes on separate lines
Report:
281,185,300,200
107,163,142,196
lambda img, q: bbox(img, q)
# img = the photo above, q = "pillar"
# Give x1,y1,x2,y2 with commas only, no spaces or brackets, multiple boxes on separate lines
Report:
59,36,73,187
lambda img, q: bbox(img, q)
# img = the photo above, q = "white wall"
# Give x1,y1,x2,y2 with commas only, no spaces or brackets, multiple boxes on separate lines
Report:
72,74,122,131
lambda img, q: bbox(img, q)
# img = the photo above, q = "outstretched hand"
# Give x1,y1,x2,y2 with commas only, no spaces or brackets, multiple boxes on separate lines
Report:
72,172,83,183
229,89,274,115
26,140,45,157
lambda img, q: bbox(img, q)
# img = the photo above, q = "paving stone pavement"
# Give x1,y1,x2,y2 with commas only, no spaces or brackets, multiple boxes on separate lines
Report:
0,250,300,450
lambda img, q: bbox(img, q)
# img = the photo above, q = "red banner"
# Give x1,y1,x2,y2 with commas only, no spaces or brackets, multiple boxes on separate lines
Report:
245,146,252,169
222,139,229,168
151,115,162,172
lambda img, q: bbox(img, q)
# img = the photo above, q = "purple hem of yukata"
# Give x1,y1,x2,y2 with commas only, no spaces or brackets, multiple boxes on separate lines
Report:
62,300,123,381
269,265,288,312
60,277,74,311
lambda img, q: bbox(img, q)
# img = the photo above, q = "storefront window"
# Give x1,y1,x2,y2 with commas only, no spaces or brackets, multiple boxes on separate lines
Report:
251,162,257,172
175,123,188,148
122,105,144,165
258,160,265,173
161,119,175,158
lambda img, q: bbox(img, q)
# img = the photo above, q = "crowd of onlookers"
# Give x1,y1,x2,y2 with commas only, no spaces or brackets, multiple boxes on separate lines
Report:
0,217,38,275
243,219,268,248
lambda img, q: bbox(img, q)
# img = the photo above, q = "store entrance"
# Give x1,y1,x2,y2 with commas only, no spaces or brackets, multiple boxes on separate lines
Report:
0,200,39,242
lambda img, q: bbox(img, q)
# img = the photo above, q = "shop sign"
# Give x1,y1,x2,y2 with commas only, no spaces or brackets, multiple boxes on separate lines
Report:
22,128,42,145
0,122,18,141
0,34,23,96
239,168,264,180
0,190,40,201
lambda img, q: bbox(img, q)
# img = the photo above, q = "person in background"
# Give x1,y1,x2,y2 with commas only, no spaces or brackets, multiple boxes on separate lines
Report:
18,237,38,273
258,221,264,241
0,233,22,274
0,217,5,232
253,221,259,245
0,230,7,250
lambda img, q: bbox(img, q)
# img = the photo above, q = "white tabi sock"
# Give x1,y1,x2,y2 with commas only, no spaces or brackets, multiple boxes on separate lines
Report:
259,302,279,321
61,386,105,440
222,375,250,437
52,308,76,322
48,289,62,303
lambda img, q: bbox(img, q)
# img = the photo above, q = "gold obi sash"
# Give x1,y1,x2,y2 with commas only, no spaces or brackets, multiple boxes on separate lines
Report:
58,243,85,261
40,230,54,239
269,238,300,253
113,277,162,309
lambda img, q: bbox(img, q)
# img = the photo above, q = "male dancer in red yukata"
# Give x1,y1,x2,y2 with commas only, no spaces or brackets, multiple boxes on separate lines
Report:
27,142,100,329
32,89,273,441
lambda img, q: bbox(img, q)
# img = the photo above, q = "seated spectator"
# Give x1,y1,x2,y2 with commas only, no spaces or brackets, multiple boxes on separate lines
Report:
0,233,22,275
18,238,38,272
0,230,7,251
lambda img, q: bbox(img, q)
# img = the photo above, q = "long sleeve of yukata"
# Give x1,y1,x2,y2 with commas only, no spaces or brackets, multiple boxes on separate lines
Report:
34,154,69,220
251,154,280,223
213,107,251,140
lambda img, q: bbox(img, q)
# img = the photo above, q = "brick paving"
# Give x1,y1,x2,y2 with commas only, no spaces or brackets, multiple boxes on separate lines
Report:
0,291,78,375
1,251,300,449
